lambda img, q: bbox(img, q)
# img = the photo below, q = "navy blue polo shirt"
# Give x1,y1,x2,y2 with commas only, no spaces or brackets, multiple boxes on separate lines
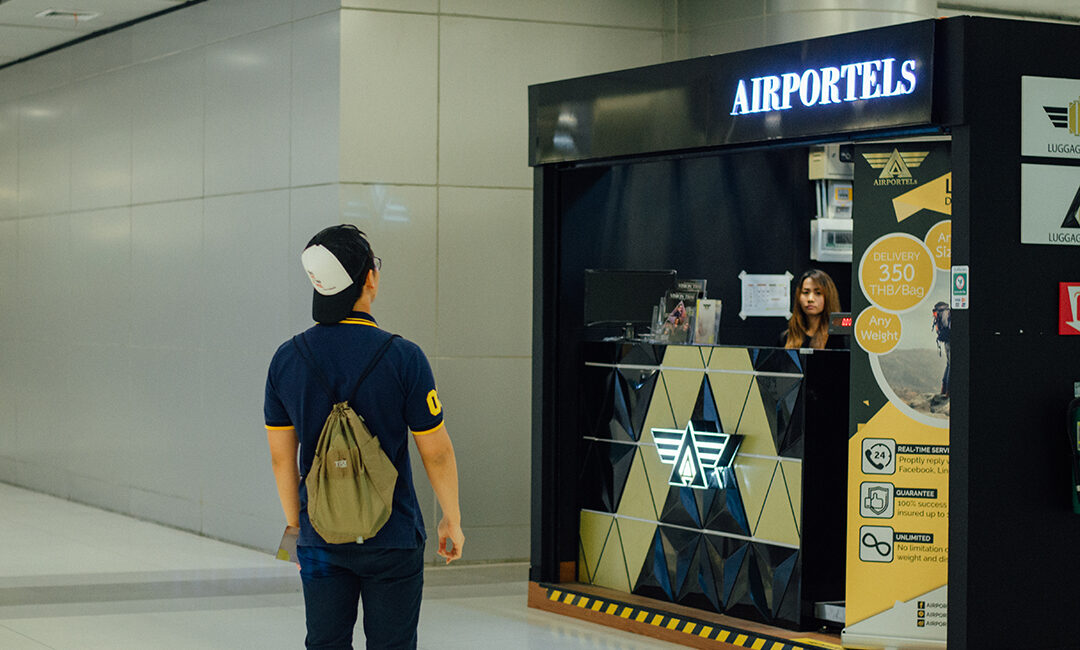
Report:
264,312,443,548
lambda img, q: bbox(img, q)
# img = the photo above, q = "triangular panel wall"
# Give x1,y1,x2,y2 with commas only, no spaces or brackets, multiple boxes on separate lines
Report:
578,341,817,630
616,450,658,520
618,517,658,593
707,371,753,434
754,473,801,547
579,511,613,583
592,519,631,592
735,457,779,537
735,378,778,457
663,369,706,427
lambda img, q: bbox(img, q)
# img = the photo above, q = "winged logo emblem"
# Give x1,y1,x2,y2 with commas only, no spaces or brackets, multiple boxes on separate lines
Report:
652,420,742,489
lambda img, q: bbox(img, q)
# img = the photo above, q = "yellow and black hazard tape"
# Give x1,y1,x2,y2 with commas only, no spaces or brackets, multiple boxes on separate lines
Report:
542,584,838,650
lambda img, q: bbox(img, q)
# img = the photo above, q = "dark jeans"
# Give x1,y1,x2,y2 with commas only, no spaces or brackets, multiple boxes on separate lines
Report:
297,544,424,650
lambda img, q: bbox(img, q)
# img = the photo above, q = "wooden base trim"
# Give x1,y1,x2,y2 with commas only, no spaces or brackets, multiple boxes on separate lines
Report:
558,561,576,583
527,582,843,650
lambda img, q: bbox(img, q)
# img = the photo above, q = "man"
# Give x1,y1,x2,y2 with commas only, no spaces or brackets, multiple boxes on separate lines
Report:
264,224,463,649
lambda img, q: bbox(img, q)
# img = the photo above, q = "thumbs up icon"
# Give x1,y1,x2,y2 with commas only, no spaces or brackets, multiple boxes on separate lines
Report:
860,483,893,518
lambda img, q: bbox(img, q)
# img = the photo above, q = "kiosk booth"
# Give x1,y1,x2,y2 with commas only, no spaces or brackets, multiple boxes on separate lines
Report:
528,16,1080,650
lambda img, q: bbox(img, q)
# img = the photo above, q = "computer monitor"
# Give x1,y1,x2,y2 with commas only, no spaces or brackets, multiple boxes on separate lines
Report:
584,269,677,335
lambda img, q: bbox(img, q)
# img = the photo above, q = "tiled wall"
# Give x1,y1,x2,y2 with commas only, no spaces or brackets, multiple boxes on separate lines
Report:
336,2,672,561
0,1,343,548
0,0,672,562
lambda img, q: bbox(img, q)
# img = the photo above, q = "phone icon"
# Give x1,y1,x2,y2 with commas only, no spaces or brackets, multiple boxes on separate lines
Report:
861,439,895,475
865,448,885,470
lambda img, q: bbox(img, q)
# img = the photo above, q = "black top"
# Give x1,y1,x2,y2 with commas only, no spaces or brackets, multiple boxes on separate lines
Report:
778,329,850,350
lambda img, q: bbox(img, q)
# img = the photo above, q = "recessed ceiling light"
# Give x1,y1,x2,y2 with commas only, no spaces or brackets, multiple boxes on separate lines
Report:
35,9,102,22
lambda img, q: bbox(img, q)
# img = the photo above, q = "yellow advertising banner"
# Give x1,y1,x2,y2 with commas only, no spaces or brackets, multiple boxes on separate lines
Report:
844,142,951,649
846,403,949,625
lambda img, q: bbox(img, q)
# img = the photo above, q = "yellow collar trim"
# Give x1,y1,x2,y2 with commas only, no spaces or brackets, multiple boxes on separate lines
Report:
341,318,378,327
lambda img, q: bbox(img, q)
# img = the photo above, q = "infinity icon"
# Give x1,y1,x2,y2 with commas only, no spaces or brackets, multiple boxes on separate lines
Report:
862,532,892,557
858,526,894,563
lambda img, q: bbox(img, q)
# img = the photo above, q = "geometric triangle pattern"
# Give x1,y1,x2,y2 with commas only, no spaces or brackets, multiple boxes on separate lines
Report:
592,518,631,592
779,460,803,538
733,456,778,537
639,433,676,521
616,449,659,521
577,441,608,513
703,466,752,536
579,343,809,629
579,366,615,440
632,526,679,602
612,368,658,442
577,440,637,513
609,442,637,512
719,538,751,612
660,485,704,529
755,373,804,456
638,373,676,447
691,373,723,432
706,370,752,435
663,369,706,428
751,347,803,374
768,546,802,625
578,511,613,583
674,533,721,612
619,341,666,366
662,344,707,371
755,470,801,547
735,377,779,457
618,517,658,591
610,371,636,442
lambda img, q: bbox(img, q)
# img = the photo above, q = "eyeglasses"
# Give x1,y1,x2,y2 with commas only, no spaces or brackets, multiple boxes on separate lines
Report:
372,256,381,271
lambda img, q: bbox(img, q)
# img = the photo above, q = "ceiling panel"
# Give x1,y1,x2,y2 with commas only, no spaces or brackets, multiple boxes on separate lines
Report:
0,0,182,29
939,1,1080,20
0,24,75,58
0,1,1077,71
0,0,191,65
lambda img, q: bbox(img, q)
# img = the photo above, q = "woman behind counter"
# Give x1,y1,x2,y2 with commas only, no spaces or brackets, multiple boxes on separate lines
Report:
783,269,842,350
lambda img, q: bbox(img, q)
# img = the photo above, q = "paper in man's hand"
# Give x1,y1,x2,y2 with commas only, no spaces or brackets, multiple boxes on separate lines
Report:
275,525,299,563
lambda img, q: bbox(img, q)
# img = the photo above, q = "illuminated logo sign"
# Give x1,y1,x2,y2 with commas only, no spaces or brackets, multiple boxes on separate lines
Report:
1044,99,1080,136
652,420,742,489
861,149,929,186
730,57,917,116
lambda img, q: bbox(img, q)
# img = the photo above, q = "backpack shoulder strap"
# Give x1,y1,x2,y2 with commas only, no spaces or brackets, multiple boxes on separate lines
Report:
293,331,402,405
347,333,401,404
292,334,339,403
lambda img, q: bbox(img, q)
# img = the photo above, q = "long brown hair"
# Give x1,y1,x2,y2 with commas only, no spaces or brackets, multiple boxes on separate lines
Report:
785,269,840,349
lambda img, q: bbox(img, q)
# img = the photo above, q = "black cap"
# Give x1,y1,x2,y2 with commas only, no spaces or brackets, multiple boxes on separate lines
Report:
300,225,375,324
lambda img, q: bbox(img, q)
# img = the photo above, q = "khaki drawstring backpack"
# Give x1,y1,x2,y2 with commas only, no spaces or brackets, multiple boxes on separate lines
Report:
293,332,400,544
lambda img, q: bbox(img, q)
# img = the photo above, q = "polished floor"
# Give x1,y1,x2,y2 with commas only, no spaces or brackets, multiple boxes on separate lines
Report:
0,483,678,649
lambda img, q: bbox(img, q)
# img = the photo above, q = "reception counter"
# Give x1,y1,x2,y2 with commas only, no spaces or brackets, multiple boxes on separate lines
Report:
575,341,849,629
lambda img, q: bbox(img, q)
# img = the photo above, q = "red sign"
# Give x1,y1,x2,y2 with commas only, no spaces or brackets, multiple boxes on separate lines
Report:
1061,283,1080,335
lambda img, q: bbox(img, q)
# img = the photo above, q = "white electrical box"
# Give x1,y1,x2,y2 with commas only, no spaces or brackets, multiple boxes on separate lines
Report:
824,180,852,219
811,218,854,262
809,144,853,180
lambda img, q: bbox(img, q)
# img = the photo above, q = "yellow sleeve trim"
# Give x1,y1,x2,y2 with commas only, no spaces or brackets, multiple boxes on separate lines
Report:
411,422,444,436
265,425,296,431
